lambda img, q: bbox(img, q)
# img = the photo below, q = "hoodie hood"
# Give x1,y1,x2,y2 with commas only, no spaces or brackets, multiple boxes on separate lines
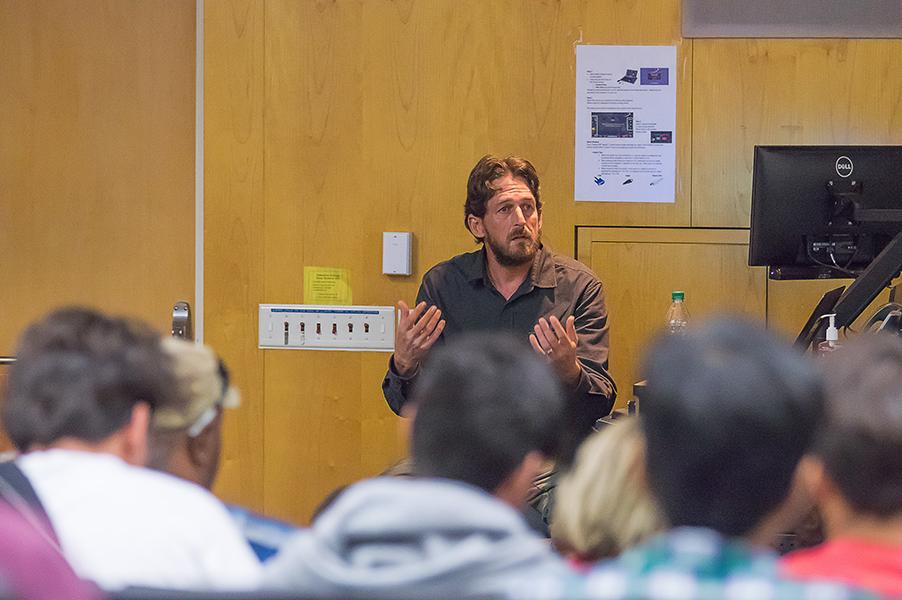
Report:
264,477,564,599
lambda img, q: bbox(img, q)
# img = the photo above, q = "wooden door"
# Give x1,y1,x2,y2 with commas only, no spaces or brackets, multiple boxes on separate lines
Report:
0,1,196,354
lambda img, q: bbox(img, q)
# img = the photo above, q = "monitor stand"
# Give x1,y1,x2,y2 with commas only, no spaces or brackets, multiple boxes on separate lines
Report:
832,230,902,329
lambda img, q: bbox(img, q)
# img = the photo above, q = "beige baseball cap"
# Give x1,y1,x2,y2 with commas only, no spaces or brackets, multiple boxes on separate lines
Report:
154,337,241,433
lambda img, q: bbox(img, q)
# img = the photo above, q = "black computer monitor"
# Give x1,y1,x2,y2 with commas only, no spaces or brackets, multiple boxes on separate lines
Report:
749,145,902,280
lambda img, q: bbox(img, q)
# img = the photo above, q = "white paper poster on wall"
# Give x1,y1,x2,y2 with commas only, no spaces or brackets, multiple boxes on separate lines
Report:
575,45,677,203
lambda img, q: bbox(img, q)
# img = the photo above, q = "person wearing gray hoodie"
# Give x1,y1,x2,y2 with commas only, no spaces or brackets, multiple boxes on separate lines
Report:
264,333,570,599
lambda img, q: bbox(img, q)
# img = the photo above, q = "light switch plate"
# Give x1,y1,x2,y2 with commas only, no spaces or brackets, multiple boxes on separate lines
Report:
259,304,395,352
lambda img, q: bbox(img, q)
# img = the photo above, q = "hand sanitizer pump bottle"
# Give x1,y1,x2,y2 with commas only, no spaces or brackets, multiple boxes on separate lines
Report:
816,313,842,356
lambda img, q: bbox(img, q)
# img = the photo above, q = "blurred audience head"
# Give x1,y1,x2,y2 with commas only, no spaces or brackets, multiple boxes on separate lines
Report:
148,337,240,489
552,417,665,560
640,317,824,540
4,306,176,465
804,334,902,529
410,333,564,507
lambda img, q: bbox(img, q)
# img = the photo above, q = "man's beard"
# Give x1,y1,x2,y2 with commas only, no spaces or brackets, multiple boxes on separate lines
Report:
484,227,541,267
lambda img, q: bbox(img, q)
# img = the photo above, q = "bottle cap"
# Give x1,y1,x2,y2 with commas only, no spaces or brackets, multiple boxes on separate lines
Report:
671,291,685,301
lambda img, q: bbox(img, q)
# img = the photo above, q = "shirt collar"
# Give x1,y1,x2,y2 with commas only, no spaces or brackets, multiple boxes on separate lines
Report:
465,245,557,289
531,244,557,288
643,527,779,565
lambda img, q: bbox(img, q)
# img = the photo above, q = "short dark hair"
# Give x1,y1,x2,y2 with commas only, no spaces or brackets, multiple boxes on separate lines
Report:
4,307,177,450
410,333,563,493
464,155,542,238
816,334,902,517
640,317,824,537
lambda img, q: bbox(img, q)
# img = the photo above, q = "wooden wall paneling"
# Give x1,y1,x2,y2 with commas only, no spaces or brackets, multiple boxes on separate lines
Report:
352,0,467,487
253,0,691,524
204,0,266,511
257,0,688,524
484,0,690,244
577,227,767,406
263,350,364,524
359,354,410,477
263,0,370,524
692,39,902,228
0,0,195,353
345,0,689,261
353,0,475,293
205,1,902,524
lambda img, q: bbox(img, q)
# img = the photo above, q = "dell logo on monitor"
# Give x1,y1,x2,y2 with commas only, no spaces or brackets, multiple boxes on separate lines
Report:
835,156,854,178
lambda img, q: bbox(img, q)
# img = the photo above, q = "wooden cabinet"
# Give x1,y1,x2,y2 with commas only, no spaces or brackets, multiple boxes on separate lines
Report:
578,226,899,408
578,227,766,408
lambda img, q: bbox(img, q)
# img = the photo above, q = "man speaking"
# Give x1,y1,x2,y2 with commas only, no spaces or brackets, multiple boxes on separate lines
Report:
382,155,616,457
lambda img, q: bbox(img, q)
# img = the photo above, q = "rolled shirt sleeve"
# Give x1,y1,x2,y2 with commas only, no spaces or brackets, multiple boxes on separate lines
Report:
381,280,436,415
566,278,617,436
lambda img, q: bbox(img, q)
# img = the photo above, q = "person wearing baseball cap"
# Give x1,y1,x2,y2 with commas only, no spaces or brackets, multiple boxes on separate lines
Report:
150,337,297,562
150,337,240,490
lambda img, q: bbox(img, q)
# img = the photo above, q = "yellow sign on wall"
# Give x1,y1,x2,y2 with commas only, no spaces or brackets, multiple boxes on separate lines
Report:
303,267,352,305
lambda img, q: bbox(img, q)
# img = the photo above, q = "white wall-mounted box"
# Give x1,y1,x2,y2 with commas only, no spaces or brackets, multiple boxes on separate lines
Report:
382,232,412,276
259,304,395,352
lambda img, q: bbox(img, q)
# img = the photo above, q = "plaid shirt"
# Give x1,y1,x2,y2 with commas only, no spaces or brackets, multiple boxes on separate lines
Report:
532,528,875,600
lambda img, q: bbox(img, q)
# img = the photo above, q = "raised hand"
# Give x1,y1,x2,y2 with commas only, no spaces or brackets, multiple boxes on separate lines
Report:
529,315,581,386
393,300,446,377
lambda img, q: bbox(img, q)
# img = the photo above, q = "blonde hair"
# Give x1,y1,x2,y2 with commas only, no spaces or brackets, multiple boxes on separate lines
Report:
551,418,665,560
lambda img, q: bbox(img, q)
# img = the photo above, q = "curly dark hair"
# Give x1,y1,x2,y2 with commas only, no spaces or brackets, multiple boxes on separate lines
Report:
464,155,541,239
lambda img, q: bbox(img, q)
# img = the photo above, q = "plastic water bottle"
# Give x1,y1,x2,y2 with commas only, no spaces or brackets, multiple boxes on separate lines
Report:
666,291,689,335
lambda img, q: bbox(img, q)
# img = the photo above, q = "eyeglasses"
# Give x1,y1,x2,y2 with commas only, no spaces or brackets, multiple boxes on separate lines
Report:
187,359,230,438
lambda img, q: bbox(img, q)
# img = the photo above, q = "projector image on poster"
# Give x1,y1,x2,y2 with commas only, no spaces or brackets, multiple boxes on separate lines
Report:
640,68,669,85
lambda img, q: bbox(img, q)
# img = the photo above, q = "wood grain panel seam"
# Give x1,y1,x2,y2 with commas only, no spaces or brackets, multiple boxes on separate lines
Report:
261,0,268,517
688,38,694,227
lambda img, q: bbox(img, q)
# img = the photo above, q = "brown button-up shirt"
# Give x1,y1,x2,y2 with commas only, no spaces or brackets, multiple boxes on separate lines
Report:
382,245,616,449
